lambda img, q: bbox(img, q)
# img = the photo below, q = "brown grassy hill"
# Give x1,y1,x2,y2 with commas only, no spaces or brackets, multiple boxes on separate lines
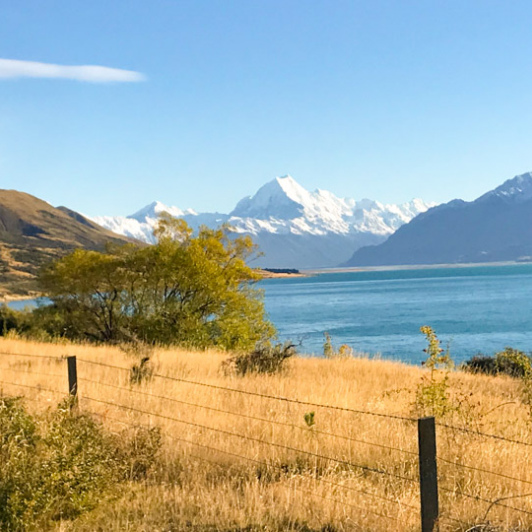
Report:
0,189,132,298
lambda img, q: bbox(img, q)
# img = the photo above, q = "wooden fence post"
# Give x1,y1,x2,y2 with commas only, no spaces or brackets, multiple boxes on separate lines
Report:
418,416,439,532
67,356,78,406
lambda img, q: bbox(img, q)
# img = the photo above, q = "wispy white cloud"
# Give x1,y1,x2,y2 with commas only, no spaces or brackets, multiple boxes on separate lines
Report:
0,59,146,83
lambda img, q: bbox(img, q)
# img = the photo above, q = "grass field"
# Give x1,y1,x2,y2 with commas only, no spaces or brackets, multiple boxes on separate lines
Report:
1,337,532,531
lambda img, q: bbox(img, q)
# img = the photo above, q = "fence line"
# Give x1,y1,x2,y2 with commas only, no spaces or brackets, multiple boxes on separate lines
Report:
82,394,418,484
0,378,66,396
184,451,404,522
1,366,66,379
436,420,532,448
4,352,532,530
438,456,532,487
439,485,532,516
0,351,64,361
89,409,415,519
77,357,416,422
78,375,418,457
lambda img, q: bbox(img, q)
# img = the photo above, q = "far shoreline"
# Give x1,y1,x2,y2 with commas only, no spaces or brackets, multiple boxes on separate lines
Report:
301,260,532,275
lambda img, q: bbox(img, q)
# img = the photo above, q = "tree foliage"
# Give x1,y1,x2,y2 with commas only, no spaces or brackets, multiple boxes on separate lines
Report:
38,216,275,349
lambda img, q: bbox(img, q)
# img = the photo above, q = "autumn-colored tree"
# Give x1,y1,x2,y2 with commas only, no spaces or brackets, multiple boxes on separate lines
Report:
38,215,275,350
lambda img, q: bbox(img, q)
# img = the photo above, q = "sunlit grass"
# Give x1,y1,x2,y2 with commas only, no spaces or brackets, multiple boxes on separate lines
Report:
1,337,531,531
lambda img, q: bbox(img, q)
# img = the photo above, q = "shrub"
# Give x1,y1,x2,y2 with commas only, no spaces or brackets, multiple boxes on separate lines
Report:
0,395,163,530
462,354,498,375
0,305,29,336
224,341,296,376
414,326,455,418
41,398,122,521
129,356,153,385
0,395,40,531
322,332,354,359
114,425,162,481
495,348,532,378
462,348,532,378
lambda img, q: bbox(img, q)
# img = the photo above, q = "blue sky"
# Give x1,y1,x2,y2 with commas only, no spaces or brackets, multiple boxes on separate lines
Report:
2,1,532,216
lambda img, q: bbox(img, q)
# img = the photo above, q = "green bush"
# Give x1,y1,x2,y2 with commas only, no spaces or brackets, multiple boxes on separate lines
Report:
461,354,498,375
462,348,532,378
414,326,455,418
0,305,30,336
0,396,40,531
0,395,162,531
322,332,354,359
115,425,162,481
224,341,296,376
495,348,532,378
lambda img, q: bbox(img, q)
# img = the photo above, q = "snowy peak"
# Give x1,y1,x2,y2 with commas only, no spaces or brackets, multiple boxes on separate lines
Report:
230,175,384,228
477,172,532,204
129,201,196,222
346,170,532,267
89,174,435,268
230,175,308,220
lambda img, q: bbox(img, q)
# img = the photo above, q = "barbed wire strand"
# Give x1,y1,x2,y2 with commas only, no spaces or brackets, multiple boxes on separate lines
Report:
438,456,532,487
436,421,532,449
1,366,66,379
78,375,418,457
440,485,532,516
0,351,64,362
184,450,404,524
76,358,130,372
0,379,66,397
76,357,416,423
88,409,417,517
437,514,469,527
82,395,418,485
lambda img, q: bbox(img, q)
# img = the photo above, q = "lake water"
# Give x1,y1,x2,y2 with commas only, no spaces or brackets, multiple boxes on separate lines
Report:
261,264,532,365
9,264,532,365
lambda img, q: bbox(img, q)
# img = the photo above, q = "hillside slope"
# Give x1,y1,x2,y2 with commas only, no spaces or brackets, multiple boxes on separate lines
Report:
345,172,532,266
0,190,131,297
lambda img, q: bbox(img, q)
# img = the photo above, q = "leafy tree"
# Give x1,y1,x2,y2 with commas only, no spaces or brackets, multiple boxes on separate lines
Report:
38,216,275,349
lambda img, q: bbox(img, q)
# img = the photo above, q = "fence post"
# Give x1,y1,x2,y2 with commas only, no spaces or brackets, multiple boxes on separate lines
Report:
67,356,78,407
418,416,439,532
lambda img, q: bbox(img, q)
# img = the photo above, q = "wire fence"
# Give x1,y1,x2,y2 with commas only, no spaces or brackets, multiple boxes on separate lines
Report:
2,350,532,530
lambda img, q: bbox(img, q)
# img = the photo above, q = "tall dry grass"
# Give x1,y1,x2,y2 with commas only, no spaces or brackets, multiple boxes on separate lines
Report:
1,336,531,531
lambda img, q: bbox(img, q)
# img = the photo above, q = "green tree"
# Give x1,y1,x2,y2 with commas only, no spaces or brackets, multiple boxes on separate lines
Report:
38,216,275,350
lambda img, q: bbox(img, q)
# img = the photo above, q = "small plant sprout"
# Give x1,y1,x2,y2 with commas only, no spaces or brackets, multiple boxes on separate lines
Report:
304,411,315,427
323,332,354,359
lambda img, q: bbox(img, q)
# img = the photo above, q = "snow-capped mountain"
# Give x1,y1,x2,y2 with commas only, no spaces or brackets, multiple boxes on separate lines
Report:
477,172,532,204
90,175,434,268
346,172,532,267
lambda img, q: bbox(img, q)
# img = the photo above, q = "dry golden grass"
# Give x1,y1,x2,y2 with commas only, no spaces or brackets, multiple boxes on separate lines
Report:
1,337,532,531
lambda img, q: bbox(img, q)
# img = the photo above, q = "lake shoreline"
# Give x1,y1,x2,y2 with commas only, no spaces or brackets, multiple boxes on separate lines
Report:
302,260,530,275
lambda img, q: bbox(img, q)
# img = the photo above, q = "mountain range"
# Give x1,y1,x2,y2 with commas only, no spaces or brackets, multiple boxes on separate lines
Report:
346,172,532,266
2,171,531,298
91,175,433,269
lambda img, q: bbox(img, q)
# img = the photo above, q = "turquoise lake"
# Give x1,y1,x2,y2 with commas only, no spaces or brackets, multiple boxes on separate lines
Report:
260,264,532,364
9,263,532,365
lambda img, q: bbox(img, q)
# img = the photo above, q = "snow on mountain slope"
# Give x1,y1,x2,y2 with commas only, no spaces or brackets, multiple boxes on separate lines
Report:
90,175,435,268
476,172,532,203
228,176,432,237
129,201,195,222
345,171,532,267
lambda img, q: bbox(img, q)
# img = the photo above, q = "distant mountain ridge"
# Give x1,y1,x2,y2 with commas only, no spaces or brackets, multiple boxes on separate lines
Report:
345,172,532,267
91,175,434,269
0,190,131,297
